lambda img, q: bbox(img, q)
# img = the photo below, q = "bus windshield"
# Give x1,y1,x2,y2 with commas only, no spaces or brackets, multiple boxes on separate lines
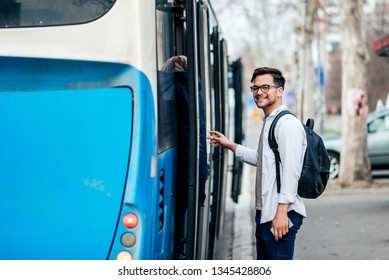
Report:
0,0,116,28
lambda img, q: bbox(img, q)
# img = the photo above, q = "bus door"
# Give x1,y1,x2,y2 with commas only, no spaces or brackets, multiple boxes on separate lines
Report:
230,59,244,203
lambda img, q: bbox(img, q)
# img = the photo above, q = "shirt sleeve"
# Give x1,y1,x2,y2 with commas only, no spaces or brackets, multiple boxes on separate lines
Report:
235,144,257,167
275,116,306,204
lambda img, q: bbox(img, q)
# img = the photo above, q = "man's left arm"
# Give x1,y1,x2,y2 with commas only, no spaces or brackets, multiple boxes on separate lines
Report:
271,117,305,240
277,117,305,201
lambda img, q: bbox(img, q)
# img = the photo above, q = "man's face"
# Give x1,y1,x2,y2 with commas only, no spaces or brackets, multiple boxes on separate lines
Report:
252,74,281,110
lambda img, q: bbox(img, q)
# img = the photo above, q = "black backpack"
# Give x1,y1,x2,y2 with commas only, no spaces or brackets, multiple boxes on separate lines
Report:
268,110,330,199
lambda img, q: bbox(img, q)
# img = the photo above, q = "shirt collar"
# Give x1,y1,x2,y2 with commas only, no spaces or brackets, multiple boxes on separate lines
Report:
264,105,287,121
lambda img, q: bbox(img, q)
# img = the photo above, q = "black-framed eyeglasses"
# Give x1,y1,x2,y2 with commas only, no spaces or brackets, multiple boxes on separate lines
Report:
250,84,279,94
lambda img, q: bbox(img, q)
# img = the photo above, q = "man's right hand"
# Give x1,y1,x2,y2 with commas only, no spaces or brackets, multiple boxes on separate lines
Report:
207,131,237,152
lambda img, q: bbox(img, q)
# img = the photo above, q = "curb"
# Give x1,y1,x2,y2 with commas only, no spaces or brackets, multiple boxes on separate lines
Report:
324,178,389,195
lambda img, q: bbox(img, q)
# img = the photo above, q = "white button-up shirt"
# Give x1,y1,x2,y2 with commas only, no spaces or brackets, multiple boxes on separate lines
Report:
235,105,307,224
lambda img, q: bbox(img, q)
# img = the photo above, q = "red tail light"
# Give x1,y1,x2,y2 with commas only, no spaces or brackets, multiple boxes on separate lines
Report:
122,213,138,228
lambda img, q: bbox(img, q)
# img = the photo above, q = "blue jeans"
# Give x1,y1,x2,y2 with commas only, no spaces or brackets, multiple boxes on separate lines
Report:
255,210,303,260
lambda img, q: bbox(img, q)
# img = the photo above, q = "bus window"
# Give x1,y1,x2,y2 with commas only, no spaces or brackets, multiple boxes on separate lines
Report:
156,0,178,153
0,0,116,28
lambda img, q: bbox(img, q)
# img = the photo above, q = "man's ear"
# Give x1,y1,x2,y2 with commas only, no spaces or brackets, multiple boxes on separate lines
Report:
277,87,283,98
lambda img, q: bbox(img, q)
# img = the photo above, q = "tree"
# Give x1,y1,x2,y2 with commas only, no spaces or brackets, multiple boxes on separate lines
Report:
324,1,389,114
297,0,319,121
339,0,372,187
212,0,299,98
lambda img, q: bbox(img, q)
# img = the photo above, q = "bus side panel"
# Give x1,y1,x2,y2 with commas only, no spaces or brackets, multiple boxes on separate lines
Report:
0,57,166,260
154,149,176,259
108,71,169,260
0,88,132,260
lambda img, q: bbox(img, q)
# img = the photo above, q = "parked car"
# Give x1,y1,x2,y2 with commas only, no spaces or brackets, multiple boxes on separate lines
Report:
323,109,389,179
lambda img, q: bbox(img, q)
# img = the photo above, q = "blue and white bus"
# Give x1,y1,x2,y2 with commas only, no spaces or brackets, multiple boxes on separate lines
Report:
0,0,244,260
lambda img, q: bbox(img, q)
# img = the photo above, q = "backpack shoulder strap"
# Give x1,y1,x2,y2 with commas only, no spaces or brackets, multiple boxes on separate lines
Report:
268,110,295,194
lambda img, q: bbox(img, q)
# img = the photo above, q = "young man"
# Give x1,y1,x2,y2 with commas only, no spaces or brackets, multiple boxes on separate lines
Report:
208,67,307,260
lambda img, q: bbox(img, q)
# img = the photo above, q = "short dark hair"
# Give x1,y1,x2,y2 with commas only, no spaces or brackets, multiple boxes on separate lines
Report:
251,67,285,88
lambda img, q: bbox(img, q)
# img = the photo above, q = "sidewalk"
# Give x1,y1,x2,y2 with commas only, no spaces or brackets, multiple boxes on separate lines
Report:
324,178,389,195
231,165,256,260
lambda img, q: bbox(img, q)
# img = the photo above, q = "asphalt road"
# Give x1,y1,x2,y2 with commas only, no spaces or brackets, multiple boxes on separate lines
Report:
295,186,389,260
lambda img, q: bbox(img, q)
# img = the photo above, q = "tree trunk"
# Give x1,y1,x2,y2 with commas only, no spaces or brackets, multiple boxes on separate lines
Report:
339,0,372,187
298,0,318,121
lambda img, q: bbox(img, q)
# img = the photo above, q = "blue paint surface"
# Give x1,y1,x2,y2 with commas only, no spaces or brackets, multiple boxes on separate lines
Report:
0,56,176,260
0,88,132,259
